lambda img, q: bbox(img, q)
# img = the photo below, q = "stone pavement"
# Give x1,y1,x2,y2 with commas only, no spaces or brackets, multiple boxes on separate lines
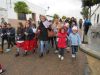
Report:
80,44,100,59
0,47,87,75
86,55,100,75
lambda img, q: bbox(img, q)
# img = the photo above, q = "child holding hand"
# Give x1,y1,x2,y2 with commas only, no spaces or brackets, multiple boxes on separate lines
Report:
69,26,81,58
57,27,68,60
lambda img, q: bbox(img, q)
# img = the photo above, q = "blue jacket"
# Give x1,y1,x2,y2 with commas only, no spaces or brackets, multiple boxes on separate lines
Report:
84,19,92,26
68,33,81,46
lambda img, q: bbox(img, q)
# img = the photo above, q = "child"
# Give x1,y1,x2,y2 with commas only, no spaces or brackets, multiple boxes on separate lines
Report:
57,27,67,60
0,64,5,74
15,22,25,57
68,26,81,58
23,21,35,56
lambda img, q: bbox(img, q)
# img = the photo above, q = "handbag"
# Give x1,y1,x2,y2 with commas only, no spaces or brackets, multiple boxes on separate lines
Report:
48,30,55,37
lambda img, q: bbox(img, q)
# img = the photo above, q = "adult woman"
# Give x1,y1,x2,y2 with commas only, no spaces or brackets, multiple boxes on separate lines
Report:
79,19,83,29
38,15,50,57
52,18,62,53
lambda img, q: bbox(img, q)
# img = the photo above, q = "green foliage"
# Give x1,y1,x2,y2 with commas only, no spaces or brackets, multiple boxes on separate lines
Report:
62,16,67,20
80,7,89,19
53,14,59,19
82,0,100,7
14,1,32,14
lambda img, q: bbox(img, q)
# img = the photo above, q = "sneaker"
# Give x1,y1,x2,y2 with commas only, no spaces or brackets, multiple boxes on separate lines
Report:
39,53,43,58
58,55,61,58
72,54,76,58
46,50,49,54
15,53,19,57
5,49,11,53
61,56,64,60
23,52,28,56
55,50,59,54
0,69,6,74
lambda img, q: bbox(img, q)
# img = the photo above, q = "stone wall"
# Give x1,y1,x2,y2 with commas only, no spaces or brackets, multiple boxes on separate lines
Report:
88,23,100,52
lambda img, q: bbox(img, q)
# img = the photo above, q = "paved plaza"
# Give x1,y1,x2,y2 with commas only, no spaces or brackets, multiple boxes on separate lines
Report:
0,47,87,75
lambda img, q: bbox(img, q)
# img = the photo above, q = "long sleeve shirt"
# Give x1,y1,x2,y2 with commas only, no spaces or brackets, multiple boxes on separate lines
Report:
68,33,81,46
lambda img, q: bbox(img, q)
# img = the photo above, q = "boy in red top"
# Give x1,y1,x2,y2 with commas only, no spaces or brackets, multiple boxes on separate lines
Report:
57,27,68,60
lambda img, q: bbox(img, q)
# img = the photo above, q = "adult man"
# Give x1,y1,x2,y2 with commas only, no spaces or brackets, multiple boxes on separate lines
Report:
83,18,92,43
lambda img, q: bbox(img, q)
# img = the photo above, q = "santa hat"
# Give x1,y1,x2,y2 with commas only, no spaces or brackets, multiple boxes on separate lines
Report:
72,26,78,30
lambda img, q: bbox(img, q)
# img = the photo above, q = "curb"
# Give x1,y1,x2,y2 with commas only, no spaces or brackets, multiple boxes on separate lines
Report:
80,44,100,60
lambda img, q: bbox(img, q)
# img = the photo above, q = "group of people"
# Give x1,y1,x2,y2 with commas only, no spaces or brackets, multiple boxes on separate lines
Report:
0,15,82,74
0,16,82,59
37,16,81,60
0,23,16,52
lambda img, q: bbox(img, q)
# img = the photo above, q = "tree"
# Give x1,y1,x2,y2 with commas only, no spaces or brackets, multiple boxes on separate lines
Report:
80,7,89,19
14,1,32,14
81,0,100,19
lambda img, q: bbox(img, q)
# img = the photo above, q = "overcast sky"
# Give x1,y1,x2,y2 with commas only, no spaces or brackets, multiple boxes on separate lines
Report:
27,0,82,19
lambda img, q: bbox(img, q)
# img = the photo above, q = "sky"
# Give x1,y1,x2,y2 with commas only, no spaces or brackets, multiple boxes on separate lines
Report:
27,0,83,19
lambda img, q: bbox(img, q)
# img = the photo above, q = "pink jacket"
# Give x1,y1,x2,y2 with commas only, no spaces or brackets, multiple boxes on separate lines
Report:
57,32,67,48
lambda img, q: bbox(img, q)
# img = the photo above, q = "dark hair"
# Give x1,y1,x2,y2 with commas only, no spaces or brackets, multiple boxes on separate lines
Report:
32,23,36,28
7,23,11,26
4,22,7,25
19,22,24,28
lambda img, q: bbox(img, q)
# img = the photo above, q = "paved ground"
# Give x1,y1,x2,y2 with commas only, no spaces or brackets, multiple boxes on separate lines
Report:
87,55,100,75
0,46,87,75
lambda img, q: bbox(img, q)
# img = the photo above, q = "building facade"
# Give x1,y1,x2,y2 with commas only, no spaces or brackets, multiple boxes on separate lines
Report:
91,4,100,25
0,0,46,24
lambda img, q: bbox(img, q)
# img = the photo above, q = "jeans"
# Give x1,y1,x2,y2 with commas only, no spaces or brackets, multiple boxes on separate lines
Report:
59,48,65,56
71,46,78,54
40,41,49,53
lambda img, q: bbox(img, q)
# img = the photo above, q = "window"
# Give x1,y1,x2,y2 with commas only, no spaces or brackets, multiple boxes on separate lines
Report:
97,14,99,23
32,13,36,21
18,13,26,20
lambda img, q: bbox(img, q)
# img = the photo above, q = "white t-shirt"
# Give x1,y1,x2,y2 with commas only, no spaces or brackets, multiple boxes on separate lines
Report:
32,28,37,33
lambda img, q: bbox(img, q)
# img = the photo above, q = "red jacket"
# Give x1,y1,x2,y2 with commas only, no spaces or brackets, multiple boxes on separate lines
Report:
57,32,67,48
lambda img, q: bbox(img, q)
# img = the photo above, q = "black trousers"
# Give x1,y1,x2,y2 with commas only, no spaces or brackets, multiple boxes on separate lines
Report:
84,26,90,35
8,37,16,49
53,36,58,50
48,37,54,48
1,37,8,50
59,48,65,56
